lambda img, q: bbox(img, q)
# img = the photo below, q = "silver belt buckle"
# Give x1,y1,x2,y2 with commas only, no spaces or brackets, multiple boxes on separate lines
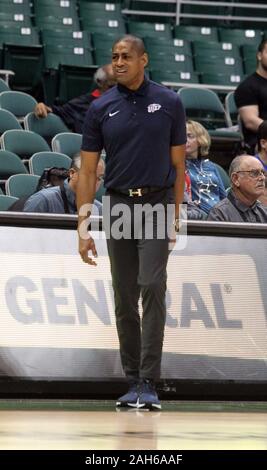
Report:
129,188,142,197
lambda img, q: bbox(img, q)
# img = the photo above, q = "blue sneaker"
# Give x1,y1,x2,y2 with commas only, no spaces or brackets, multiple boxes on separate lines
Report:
138,379,161,410
116,380,139,408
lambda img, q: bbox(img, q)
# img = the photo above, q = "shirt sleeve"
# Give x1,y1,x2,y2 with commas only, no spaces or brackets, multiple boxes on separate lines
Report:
170,94,187,146
81,102,104,152
23,192,49,213
234,79,258,108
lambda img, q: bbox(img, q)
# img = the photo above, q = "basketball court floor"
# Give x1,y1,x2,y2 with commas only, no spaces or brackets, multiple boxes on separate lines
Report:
0,400,266,450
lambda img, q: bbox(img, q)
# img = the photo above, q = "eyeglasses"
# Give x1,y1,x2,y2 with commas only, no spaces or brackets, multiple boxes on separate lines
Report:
236,169,266,178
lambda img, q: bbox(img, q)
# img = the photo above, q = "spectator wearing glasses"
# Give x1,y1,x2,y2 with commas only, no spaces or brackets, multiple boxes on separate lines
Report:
208,155,267,222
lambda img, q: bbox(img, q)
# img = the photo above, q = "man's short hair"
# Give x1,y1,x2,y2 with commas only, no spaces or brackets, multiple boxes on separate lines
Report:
258,38,267,53
112,35,146,56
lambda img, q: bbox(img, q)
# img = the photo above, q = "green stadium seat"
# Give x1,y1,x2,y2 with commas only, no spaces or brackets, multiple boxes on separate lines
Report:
5,173,39,198
0,109,22,135
201,72,243,87
218,28,262,46
178,87,228,130
44,45,94,70
128,21,172,39
194,56,244,76
41,29,91,49
0,91,37,121
29,151,71,176
0,150,28,181
0,78,10,93
24,112,69,146
224,90,238,127
174,25,219,42
151,70,199,86
1,129,50,161
51,132,82,158
0,194,18,210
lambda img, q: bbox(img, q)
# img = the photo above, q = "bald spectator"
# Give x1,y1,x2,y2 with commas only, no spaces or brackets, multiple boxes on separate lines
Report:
208,155,267,222
34,64,116,133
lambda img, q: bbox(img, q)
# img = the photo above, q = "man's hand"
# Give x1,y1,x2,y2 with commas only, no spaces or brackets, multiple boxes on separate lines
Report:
34,102,53,118
78,235,98,266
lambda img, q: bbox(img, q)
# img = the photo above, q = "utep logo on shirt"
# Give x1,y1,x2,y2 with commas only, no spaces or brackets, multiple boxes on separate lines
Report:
147,103,161,113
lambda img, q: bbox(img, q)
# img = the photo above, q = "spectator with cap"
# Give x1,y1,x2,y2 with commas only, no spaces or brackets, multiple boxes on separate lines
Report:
208,155,267,222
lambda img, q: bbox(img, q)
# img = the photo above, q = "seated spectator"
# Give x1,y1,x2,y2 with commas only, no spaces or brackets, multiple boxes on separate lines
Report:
208,155,267,222
185,120,226,215
234,39,267,154
34,64,116,133
23,154,104,215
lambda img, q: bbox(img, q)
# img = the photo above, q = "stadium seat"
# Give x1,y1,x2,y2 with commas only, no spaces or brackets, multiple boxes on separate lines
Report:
178,87,228,130
201,72,243,87
194,56,244,76
174,25,219,42
0,78,10,93
213,162,231,190
0,109,22,135
29,151,71,176
128,21,172,39
24,112,69,146
5,173,39,198
41,29,91,49
0,150,28,182
0,194,19,210
1,130,50,161
151,70,199,86
0,91,37,122
218,28,262,46
51,132,82,158
224,91,238,127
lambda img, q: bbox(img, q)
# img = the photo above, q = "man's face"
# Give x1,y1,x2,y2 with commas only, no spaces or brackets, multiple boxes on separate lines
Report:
112,41,147,89
233,158,265,200
257,43,267,72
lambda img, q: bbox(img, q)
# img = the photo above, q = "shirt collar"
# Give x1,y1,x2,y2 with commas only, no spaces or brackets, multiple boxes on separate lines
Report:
230,189,259,212
117,76,149,97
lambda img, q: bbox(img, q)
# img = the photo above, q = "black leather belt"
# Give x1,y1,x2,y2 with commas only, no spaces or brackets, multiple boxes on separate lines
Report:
110,187,166,197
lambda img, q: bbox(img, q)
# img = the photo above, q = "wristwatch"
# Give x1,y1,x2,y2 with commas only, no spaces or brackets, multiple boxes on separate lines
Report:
174,218,179,232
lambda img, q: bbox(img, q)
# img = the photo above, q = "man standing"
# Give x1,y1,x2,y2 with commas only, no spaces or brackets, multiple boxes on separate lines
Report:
234,39,267,154
208,155,267,222
77,35,186,410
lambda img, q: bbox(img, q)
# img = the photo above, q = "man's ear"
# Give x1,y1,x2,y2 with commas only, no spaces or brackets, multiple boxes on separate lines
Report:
142,52,149,68
231,173,239,187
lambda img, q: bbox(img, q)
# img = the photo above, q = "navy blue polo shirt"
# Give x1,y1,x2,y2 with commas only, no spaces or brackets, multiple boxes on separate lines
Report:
82,78,186,189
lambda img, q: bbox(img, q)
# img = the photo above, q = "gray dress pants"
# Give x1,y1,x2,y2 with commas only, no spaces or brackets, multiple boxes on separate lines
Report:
103,188,174,380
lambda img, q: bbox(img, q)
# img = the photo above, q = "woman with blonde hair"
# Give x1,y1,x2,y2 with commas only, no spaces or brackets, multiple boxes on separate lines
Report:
186,120,226,214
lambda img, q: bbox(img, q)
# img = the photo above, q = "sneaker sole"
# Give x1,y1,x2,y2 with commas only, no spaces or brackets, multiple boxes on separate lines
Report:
138,402,161,411
116,401,139,408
